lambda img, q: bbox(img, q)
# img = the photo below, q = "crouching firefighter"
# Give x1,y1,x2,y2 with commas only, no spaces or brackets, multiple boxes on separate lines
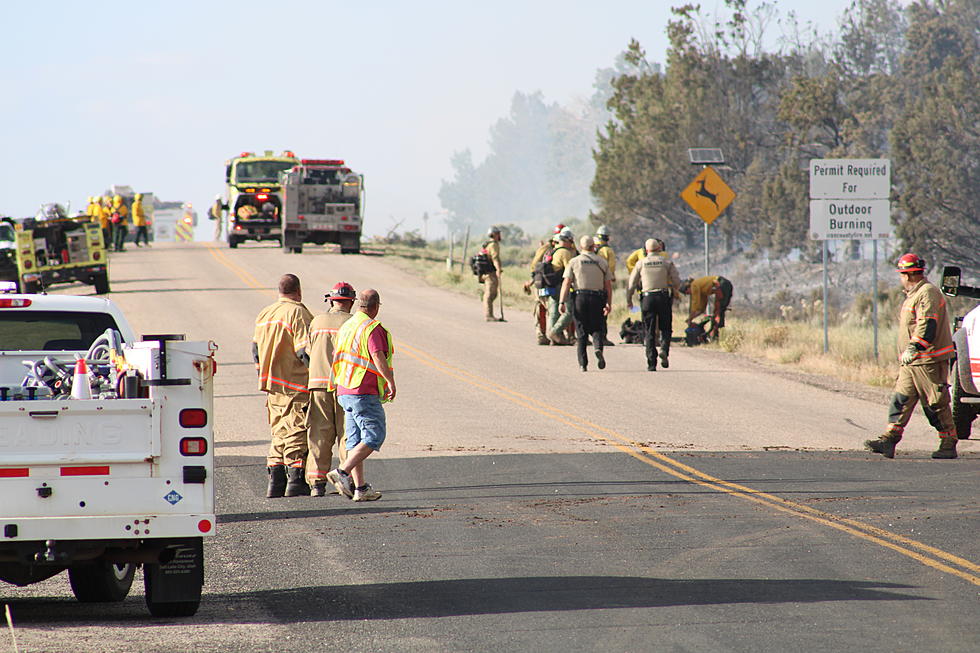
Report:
865,254,958,459
253,274,315,497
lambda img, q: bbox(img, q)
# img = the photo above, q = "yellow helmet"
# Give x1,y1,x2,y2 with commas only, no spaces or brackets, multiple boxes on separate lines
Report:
134,193,142,201
112,195,122,206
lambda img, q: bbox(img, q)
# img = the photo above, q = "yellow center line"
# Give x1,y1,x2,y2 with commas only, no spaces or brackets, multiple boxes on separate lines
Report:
205,242,980,586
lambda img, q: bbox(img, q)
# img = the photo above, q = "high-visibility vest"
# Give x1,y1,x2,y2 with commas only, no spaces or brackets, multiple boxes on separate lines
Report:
331,311,394,400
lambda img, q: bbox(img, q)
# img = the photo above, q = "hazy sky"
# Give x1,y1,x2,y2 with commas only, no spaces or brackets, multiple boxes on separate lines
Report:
2,0,859,239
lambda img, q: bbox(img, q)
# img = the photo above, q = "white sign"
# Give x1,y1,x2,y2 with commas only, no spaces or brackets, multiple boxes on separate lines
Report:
809,200,893,240
810,159,890,199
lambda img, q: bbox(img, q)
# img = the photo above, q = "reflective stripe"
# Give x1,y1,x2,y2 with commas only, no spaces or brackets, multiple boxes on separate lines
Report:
914,345,955,359
311,328,340,337
259,374,309,392
256,319,294,334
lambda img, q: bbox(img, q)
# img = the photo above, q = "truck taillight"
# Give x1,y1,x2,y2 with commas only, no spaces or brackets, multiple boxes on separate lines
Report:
256,193,269,201
179,408,208,428
93,251,101,261
0,298,31,308
23,260,32,269
180,437,208,456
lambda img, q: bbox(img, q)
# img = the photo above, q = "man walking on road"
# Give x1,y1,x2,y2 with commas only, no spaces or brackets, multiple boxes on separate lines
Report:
559,235,612,372
480,226,503,322
327,289,395,502
253,274,314,498
628,238,681,371
865,254,959,459
305,282,356,496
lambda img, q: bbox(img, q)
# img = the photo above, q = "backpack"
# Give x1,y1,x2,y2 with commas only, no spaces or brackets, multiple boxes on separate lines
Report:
620,317,646,344
470,241,496,276
533,246,565,289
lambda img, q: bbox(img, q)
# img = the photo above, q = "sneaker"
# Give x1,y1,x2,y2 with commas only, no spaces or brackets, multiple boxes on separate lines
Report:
865,437,897,459
353,484,382,502
326,468,354,498
596,350,606,370
310,482,327,497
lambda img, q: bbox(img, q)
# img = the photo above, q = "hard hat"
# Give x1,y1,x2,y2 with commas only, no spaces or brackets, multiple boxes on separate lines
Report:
214,194,222,201
559,227,573,241
134,193,142,200
596,225,610,237
325,281,356,302
897,253,926,273
487,225,501,236
553,223,566,234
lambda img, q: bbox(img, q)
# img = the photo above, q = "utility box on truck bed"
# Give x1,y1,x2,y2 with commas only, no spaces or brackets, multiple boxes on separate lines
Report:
0,294,216,617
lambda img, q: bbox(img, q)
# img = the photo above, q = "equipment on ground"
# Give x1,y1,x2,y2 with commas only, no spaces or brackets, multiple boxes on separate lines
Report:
221,150,300,248
0,294,216,617
280,158,364,254
940,265,980,439
1,209,109,293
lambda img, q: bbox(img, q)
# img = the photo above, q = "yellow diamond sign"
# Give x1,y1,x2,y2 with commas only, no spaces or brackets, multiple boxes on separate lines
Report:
680,166,736,224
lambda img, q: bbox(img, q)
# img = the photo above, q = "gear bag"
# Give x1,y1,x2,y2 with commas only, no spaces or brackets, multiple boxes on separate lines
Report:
533,246,564,289
470,241,496,276
620,317,646,344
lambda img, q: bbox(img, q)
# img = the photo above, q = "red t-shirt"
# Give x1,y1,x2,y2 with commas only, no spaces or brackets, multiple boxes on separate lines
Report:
337,324,389,396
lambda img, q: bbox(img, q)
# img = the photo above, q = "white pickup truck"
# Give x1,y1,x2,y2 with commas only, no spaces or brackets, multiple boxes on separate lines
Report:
941,266,980,440
0,293,216,617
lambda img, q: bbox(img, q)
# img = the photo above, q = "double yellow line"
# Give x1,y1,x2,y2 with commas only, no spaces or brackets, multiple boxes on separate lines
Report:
206,243,980,586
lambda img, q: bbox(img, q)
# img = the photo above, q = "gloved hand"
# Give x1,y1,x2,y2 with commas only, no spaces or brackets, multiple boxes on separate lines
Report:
900,345,918,365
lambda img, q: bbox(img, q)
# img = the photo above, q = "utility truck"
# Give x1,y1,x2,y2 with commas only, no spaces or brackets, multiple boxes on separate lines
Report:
280,159,364,254
222,150,299,248
940,266,980,440
0,292,216,617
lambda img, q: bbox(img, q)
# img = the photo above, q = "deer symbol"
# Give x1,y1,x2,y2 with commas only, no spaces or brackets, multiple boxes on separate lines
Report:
696,179,718,208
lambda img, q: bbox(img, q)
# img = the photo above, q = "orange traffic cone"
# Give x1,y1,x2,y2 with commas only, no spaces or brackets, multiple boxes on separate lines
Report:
71,357,92,400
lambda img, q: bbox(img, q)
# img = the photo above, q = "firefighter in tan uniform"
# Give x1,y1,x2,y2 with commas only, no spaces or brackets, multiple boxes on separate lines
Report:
627,238,681,371
524,224,567,345
253,274,314,497
866,254,958,459
558,235,612,371
480,226,503,321
306,282,356,495
680,274,734,340
594,225,617,347
547,228,577,344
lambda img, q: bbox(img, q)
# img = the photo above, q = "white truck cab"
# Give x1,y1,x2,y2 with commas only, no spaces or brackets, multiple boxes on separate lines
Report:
940,266,980,440
0,292,216,617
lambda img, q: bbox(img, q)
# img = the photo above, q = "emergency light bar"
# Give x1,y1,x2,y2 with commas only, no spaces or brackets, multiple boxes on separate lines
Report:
0,281,18,294
301,159,345,166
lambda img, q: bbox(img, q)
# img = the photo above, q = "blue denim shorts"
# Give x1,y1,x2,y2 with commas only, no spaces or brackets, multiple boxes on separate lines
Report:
337,394,386,451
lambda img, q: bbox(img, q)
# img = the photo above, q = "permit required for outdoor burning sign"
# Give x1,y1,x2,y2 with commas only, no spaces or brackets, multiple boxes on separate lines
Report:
809,158,892,240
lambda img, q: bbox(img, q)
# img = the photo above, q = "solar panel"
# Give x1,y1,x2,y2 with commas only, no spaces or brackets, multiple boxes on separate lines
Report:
688,148,725,165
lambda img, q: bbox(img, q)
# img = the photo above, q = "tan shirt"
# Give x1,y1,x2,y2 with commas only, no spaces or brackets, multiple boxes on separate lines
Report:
308,307,353,389
253,298,313,393
627,253,681,303
529,243,551,273
551,245,574,272
563,251,610,291
688,276,720,319
596,244,616,281
898,279,954,364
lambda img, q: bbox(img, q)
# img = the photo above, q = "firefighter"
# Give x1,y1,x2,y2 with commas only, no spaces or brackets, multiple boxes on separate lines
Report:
625,245,647,276
132,193,150,247
594,225,616,346
627,239,681,371
100,195,113,248
480,226,503,321
546,228,576,345
865,254,958,459
525,224,567,344
680,274,733,340
306,282,356,495
110,194,129,252
253,274,314,497
209,195,224,241
85,196,99,221
558,235,612,371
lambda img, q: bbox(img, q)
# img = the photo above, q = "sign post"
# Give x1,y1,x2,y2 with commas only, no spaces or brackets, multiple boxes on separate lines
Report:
809,159,892,356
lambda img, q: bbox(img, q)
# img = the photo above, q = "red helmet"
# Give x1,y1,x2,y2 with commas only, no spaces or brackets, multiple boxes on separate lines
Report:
325,281,356,301
553,223,566,234
896,253,926,273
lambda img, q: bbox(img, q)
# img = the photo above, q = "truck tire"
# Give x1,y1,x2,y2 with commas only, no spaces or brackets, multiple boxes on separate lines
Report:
22,280,41,294
293,245,303,254
93,273,110,295
340,233,360,254
951,362,978,440
68,562,136,602
228,235,239,249
144,539,204,618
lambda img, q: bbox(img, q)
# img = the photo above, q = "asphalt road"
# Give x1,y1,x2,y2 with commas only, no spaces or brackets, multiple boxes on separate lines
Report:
2,242,977,653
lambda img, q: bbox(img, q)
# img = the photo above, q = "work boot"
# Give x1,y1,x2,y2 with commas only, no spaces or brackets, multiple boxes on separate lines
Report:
931,438,958,459
864,434,900,459
310,482,327,497
660,342,670,369
537,334,550,346
284,466,309,497
595,349,606,370
266,465,287,498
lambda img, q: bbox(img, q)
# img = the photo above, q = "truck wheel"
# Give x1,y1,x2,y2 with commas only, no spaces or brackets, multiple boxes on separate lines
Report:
144,539,204,618
68,562,136,602
293,245,303,254
22,280,41,294
340,234,360,254
228,236,239,249
93,273,110,295
951,362,978,440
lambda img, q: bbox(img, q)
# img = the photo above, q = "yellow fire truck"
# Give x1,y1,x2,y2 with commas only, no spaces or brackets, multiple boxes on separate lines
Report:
220,150,299,248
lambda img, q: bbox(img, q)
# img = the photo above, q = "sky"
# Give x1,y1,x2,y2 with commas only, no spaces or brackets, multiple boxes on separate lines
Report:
1,0,861,240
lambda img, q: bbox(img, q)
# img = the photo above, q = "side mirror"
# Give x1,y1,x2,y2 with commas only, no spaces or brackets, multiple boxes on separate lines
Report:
941,265,961,297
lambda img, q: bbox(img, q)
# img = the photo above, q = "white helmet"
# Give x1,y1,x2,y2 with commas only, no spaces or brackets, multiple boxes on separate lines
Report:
559,227,573,241
596,225,610,238
487,225,501,237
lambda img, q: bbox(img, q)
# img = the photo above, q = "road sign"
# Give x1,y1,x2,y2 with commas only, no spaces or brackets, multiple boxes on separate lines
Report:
809,200,893,240
680,166,735,224
810,159,890,199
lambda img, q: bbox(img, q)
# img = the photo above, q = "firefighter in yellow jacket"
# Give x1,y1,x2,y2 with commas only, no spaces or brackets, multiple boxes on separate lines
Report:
110,194,129,252
253,274,314,497
865,254,958,459
305,282,356,495
132,193,150,247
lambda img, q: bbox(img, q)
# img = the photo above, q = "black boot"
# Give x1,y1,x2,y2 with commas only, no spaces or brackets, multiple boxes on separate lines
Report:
285,466,309,497
266,465,287,498
660,341,670,369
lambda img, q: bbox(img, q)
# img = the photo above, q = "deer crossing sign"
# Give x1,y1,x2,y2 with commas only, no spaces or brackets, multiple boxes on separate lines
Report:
680,166,736,224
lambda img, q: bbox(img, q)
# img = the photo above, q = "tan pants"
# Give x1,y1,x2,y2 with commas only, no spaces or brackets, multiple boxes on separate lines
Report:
266,390,309,466
306,389,347,483
483,273,499,319
887,360,955,437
